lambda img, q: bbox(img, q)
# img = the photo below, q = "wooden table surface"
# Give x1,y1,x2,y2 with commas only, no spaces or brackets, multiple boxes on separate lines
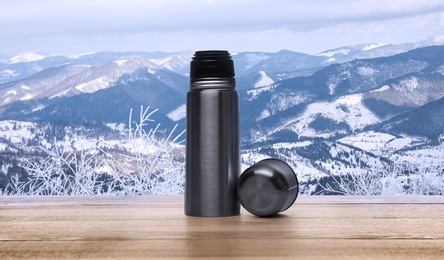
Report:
1,196,443,259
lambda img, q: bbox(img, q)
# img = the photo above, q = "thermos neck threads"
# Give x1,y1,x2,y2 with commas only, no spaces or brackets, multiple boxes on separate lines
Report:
190,50,235,84
190,78,235,90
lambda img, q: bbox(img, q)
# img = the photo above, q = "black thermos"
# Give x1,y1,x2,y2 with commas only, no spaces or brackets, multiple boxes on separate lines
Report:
185,50,241,217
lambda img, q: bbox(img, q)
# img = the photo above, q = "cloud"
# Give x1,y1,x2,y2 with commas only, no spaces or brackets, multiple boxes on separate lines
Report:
1,0,444,54
2,0,444,35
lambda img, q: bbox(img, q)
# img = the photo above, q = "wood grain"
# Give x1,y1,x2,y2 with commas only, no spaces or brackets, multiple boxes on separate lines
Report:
1,196,443,259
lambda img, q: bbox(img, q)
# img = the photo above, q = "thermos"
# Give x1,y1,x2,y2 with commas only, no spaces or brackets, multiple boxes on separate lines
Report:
185,50,299,218
185,50,241,217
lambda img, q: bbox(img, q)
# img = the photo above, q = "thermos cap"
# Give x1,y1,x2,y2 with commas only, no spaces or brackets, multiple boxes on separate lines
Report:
237,159,299,217
190,50,235,79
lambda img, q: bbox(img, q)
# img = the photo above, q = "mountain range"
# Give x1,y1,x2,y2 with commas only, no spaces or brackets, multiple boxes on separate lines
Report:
1,36,444,194
241,45,444,146
0,41,443,136
1,37,443,136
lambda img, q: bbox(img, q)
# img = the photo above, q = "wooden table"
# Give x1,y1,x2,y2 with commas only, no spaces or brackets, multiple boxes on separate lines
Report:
1,196,443,259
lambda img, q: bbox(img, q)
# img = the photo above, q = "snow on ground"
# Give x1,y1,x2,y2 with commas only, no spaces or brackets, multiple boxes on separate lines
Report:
252,93,379,141
269,92,308,113
436,65,444,76
51,134,161,156
362,43,389,51
241,152,271,172
317,48,350,57
69,52,96,59
75,77,110,93
6,90,17,96
292,159,329,182
0,143,7,152
8,52,45,64
114,59,128,66
259,93,310,120
167,104,186,121
357,66,377,76
1,118,442,196
0,119,180,159
272,141,312,149
393,143,444,167
283,94,380,138
0,120,36,143
50,89,71,99
338,131,428,156
338,131,396,151
327,94,380,131
19,93,33,101
20,85,30,90
247,85,275,100
105,123,126,132
257,109,271,120
255,71,274,88
395,77,419,92
1,69,20,77
370,85,390,93
149,57,173,66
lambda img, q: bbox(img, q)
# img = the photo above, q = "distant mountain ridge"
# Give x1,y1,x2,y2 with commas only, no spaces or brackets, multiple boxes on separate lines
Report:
0,37,443,146
0,51,193,84
0,56,188,106
317,35,444,63
2,35,443,84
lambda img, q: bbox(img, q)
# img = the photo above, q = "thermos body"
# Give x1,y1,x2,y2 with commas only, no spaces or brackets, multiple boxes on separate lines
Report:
185,51,241,217
184,50,299,218
185,88,240,217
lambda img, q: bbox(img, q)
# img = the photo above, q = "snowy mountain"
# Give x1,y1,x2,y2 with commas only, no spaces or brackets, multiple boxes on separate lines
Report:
240,46,444,144
0,51,192,84
317,35,444,63
318,43,391,62
1,40,444,195
0,56,188,106
0,63,188,128
2,35,442,85
7,52,46,64
0,55,71,84
1,45,443,142
233,50,328,76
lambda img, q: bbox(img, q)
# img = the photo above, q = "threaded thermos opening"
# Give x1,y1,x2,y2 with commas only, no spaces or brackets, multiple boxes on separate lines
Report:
190,50,235,79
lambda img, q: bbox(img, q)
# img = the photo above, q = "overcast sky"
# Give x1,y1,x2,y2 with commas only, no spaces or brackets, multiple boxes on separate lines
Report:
1,0,444,56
